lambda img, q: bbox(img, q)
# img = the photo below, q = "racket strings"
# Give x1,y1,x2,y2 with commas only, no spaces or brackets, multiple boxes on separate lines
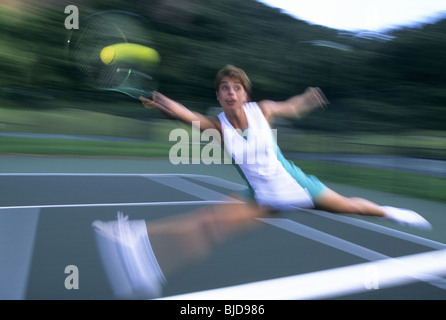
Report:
72,16,124,89
67,11,159,99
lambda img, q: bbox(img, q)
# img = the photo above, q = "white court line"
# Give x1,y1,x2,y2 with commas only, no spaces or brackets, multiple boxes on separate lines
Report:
2,173,442,249
0,172,240,184
259,218,388,261
301,208,446,249
0,200,237,211
161,248,446,300
144,176,242,202
0,173,243,210
3,173,442,251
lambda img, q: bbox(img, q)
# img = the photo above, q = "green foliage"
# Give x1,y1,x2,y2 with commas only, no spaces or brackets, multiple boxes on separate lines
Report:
1,0,445,130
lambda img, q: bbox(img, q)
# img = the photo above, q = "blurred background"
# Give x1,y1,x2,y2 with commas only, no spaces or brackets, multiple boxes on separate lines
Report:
0,0,445,203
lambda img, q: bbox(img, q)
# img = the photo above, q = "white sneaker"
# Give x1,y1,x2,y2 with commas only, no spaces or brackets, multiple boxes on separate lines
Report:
92,212,166,299
382,206,432,230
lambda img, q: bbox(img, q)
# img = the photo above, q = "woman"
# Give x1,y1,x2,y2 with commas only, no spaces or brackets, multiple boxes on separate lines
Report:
93,65,430,299
141,65,430,226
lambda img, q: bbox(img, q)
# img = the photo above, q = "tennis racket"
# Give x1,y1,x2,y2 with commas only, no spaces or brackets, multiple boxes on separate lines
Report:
65,10,160,100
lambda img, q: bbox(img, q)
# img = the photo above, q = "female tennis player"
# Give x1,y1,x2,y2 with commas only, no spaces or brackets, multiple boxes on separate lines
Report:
93,65,431,299
141,65,430,225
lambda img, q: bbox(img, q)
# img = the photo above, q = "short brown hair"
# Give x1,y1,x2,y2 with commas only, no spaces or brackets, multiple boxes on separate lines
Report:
214,65,252,100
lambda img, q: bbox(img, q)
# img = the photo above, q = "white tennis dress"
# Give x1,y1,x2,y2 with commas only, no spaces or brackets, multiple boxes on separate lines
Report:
218,102,314,209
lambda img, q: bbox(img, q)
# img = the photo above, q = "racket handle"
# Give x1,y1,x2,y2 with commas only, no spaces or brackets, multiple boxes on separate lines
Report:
138,91,171,112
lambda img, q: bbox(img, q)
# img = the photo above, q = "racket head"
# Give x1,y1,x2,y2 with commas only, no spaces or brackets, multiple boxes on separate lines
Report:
66,10,159,99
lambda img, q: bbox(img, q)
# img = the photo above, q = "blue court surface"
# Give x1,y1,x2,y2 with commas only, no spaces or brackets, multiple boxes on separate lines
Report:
1,156,446,300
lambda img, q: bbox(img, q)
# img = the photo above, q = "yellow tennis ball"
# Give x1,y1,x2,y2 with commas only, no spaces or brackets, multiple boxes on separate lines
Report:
100,43,160,67
100,46,115,65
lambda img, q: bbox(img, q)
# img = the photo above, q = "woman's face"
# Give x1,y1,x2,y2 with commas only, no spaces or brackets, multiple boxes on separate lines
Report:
216,76,248,112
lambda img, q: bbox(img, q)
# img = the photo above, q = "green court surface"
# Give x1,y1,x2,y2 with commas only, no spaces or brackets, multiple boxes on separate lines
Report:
0,156,445,300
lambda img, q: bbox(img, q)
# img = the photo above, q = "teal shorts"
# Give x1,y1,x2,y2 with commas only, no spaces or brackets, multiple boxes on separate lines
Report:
284,161,327,200
235,156,328,204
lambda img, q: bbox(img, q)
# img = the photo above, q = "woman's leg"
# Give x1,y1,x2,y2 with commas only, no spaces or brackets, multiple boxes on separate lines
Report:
314,188,386,216
313,188,431,230
147,198,271,275
92,196,272,298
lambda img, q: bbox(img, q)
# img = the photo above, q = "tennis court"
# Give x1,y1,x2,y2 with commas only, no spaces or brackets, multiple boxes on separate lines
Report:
1,156,446,300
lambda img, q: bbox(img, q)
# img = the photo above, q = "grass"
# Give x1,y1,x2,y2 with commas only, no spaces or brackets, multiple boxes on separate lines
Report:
277,130,446,159
0,106,154,139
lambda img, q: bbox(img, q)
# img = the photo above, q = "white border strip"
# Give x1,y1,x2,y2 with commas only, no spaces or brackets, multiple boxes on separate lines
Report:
161,248,446,300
